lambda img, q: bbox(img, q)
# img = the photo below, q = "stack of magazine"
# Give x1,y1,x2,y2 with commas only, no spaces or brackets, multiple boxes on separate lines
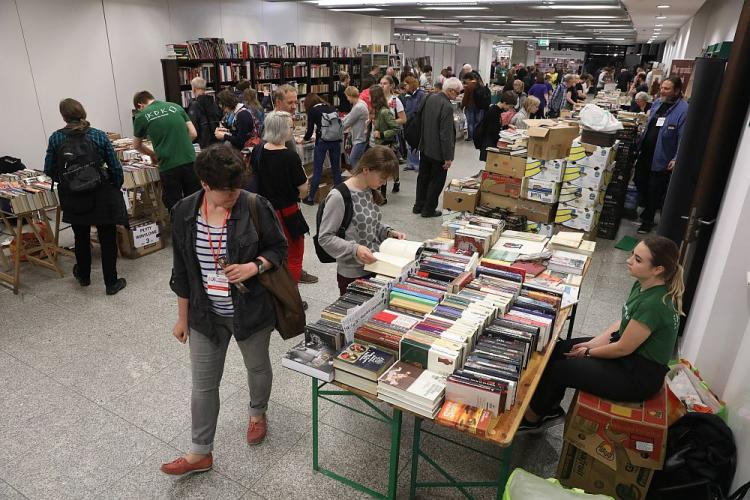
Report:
378,361,446,419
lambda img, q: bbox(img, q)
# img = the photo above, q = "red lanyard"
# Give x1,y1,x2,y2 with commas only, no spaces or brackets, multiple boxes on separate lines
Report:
203,196,230,271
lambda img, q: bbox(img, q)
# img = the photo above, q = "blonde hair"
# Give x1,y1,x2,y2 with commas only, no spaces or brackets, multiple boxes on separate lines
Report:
344,86,359,98
523,95,540,113
642,235,685,315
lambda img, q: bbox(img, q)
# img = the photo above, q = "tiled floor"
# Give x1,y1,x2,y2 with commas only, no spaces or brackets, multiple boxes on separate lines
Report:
0,141,639,499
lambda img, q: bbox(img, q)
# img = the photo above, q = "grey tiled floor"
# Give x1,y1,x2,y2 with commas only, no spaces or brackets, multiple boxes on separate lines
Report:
0,141,639,499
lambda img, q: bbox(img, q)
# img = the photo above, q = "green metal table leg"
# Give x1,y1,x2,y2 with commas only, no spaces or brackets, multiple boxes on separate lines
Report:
312,377,319,472
496,444,514,499
387,408,403,499
409,417,422,500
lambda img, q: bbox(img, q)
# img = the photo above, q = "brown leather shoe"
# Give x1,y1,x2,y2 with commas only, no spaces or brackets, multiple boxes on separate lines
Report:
247,415,267,445
160,453,213,476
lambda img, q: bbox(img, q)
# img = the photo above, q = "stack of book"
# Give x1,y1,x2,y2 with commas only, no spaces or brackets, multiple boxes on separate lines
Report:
548,250,588,275
378,361,446,418
492,230,549,256
399,329,465,377
0,172,58,214
548,231,597,256
354,309,421,356
282,336,337,382
415,252,476,285
436,401,494,436
388,282,440,317
122,163,160,189
333,342,395,394
305,319,346,351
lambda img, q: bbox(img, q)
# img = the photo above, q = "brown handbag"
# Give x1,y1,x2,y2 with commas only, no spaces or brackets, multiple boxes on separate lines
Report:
247,193,306,340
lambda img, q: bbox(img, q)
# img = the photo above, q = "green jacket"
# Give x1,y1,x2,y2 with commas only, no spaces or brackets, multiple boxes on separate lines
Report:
374,107,401,145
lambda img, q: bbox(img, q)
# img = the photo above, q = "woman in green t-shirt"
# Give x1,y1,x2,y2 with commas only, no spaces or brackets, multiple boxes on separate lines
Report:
520,235,684,433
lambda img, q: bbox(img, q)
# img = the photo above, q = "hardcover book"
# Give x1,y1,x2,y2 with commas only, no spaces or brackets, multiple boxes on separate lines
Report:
333,343,395,381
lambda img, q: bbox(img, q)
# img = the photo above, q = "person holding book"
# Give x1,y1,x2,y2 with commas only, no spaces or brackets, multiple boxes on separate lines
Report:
301,93,342,206
162,144,288,476
341,86,369,168
318,146,405,296
214,90,261,150
475,91,518,162
520,235,683,433
133,90,199,211
44,98,128,295
510,96,540,130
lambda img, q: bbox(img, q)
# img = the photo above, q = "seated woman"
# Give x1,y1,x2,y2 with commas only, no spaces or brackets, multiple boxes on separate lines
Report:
510,95,540,130
318,146,406,296
520,235,683,432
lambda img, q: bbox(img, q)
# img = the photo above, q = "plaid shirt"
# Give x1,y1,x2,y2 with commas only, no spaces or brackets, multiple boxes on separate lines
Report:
548,84,568,115
44,126,123,187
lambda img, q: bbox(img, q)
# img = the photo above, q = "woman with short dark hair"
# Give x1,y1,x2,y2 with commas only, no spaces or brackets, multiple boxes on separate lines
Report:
43,98,127,295
162,144,288,476
214,89,261,149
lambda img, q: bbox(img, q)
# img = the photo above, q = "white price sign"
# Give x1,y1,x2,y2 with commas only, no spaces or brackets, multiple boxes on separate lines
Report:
132,222,159,248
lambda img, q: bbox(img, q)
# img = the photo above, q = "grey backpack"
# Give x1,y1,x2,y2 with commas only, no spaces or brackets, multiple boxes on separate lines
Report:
320,110,343,142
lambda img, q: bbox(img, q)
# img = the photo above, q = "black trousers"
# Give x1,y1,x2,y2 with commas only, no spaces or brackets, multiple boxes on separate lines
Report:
414,154,448,215
160,162,201,211
639,171,671,225
529,337,668,417
72,224,118,286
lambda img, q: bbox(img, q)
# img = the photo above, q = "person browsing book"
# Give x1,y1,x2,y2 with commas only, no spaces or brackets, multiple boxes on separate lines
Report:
519,235,683,433
318,146,405,296
163,144,288,476
370,83,403,202
341,86,369,168
301,94,342,206
214,90,261,150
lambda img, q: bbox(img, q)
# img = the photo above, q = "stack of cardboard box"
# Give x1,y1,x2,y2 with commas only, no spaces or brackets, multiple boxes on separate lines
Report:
557,388,669,499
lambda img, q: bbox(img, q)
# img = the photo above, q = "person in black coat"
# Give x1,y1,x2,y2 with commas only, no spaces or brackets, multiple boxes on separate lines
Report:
476,91,518,162
43,98,128,295
187,77,222,149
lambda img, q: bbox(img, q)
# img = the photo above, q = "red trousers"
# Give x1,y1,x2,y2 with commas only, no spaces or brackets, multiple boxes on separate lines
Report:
276,205,304,283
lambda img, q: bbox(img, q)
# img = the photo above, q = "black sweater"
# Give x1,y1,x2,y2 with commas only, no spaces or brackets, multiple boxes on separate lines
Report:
224,106,256,150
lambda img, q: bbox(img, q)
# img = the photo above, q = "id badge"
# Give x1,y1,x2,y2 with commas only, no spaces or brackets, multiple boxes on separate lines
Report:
206,273,230,296
656,117,666,127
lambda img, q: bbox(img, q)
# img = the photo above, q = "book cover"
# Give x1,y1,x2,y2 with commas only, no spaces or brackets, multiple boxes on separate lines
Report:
281,340,336,382
333,343,395,381
378,361,446,406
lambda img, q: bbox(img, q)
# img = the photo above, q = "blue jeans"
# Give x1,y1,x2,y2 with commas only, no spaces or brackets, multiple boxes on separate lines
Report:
464,107,484,140
308,140,342,201
407,147,420,170
349,141,367,168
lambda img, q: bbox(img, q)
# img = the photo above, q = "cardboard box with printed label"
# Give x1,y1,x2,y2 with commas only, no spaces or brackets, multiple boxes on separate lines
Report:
567,142,618,170
557,442,654,500
563,388,669,471
555,204,600,232
480,171,522,198
580,128,618,147
478,192,519,212
116,220,164,259
443,188,479,213
485,151,526,177
525,158,566,183
517,198,556,223
524,119,580,160
521,178,560,204
563,163,606,190
559,183,605,210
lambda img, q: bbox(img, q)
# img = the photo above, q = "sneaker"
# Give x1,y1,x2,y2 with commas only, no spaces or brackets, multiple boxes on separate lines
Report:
299,270,319,284
540,406,566,425
380,198,388,206
247,415,267,445
392,181,400,193
412,206,422,215
421,210,442,218
105,278,127,296
160,453,213,476
403,165,416,171
301,198,314,206
517,417,545,434
518,407,566,434
72,265,90,287
637,222,654,234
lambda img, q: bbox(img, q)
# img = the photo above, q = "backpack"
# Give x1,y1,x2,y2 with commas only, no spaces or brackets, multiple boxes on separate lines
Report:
649,413,737,500
404,94,431,150
548,84,567,117
236,107,262,148
313,183,354,263
320,110,343,142
245,141,265,193
55,129,105,193
0,156,25,174
192,96,222,149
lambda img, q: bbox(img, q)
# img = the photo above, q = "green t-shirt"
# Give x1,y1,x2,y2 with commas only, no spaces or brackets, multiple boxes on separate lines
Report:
618,281,679,365
133,100,196,172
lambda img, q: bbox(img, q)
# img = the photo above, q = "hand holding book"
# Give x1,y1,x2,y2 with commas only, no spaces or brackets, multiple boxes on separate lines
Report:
356,245,378,265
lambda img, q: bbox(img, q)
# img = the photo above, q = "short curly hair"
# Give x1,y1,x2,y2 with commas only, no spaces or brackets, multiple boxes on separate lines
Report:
194,144,248,190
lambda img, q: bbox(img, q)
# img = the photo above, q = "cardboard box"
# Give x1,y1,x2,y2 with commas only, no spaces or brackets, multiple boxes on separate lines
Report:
564,388,669,471
563,164,606,190
524,120,580,160
559,183,605,210
521,178,560,204
485,151,526,178
480,171,522,198
555,204,600,232
478,192,518,212
116,222,164,259
525,157,566,183
443,188,479,213
557,442,654,500
314,183,332,204
581,128,617,147
517,198,556,223
567,142,618,171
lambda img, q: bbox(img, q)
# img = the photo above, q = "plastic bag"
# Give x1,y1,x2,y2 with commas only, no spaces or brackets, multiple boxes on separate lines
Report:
503,468,613,500
579,104,623,132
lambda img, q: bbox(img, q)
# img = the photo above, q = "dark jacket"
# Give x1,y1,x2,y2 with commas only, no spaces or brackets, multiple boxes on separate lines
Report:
418,92,456,162
222,106,257,150
478,104,503,162
337,87,352,113
188,94,222,149
403,88,426,119
304,103,338,142
170,190,288,344
637,98,688,172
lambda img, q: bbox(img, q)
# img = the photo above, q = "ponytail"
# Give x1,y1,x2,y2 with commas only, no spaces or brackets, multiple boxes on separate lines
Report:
642,235,685,316
666,263,685,316
59,98,90,132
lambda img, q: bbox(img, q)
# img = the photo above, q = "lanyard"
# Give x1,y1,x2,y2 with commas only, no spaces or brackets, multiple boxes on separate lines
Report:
203,196,230,271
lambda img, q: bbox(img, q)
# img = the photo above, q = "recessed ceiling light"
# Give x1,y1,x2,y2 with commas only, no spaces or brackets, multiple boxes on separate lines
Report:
330,7,382,11
382,15,425,18
657,4,670,8
510,19,557,23
597,37,625,40
422,6,487,9
556,15,623,19
420,19,460,23
533,4,620,9
654,24,663,26
454,15,507,18
463,19,506,23
656,15,667,19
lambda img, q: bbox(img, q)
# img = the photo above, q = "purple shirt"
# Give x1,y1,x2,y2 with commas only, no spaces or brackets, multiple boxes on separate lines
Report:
528,83,553,110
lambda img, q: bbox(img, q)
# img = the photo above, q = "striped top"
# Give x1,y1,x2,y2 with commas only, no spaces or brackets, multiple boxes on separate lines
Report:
196,213,234,317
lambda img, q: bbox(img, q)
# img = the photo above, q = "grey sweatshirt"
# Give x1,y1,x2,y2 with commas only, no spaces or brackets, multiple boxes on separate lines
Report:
342,100,369,145
318,184,392,278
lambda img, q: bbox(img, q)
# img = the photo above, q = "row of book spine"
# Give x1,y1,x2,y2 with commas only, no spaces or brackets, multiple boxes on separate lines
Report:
170,39,360,60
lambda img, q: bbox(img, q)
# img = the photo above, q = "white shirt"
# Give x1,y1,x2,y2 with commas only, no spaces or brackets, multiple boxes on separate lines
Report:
387,95,404,117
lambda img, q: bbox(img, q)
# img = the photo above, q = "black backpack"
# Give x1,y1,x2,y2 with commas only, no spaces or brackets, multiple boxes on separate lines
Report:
649,413,738,500
0,156,25,174
191,96,222,149
55,130,105,193
313,183,354,263
404,94,431,150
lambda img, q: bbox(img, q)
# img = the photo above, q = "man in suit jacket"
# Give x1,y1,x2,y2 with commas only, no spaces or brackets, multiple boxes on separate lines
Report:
413,77,462,218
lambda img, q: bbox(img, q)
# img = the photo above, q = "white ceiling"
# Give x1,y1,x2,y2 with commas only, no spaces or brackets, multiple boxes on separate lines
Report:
286,0,708,45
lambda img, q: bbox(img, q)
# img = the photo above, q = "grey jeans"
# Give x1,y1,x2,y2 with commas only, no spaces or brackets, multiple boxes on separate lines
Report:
189,314,274,455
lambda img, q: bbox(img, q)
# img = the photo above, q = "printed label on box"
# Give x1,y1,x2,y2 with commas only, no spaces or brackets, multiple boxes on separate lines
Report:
132,222,159,248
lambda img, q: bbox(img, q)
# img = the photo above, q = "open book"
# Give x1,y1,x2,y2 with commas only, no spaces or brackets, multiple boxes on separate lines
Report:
364,238,423,278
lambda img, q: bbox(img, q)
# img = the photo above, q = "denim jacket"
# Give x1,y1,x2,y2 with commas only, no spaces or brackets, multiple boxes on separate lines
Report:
170,190,288,343
638,98,689,172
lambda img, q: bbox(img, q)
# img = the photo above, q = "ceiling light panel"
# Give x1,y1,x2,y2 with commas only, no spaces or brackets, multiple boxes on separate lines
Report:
330,7,383,10
533,5,621,9
422,5,487,9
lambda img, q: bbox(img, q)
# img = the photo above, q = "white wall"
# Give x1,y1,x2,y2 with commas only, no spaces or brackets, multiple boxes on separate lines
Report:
395,39,456,76
455,31,480,72
0,0,391,170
